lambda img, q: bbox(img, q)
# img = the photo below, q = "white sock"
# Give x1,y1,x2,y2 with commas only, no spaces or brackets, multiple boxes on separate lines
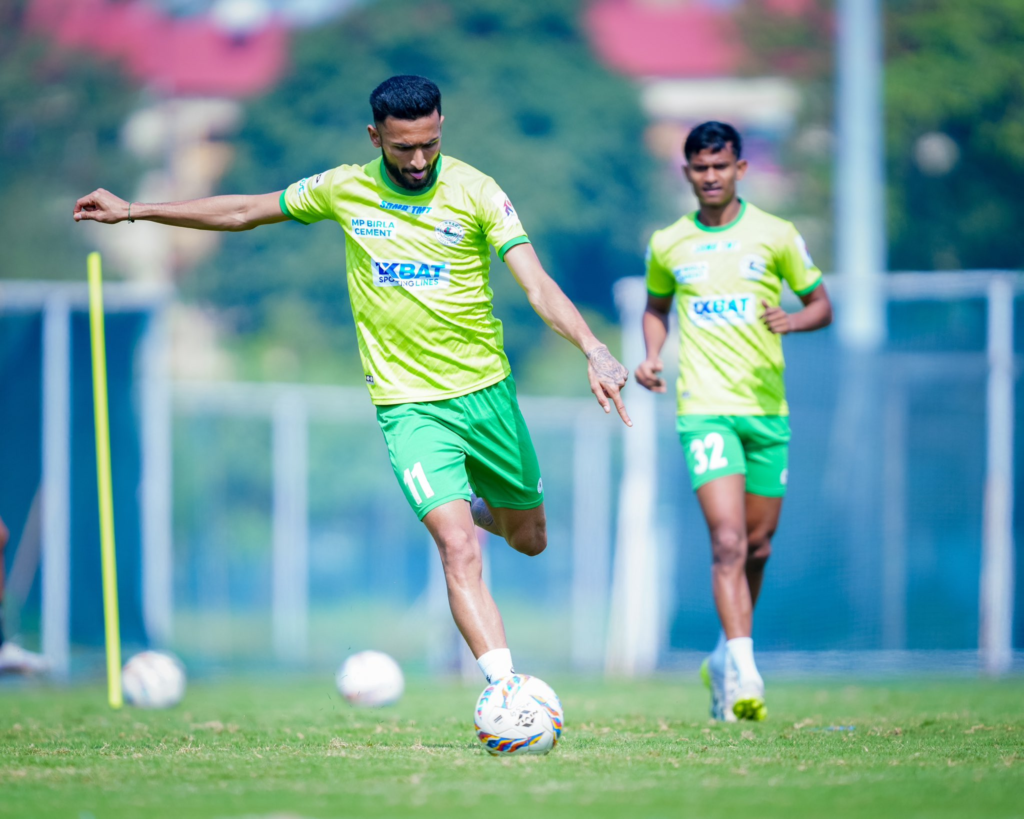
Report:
709,629,727,674
477,648,514,684
726,637,760,683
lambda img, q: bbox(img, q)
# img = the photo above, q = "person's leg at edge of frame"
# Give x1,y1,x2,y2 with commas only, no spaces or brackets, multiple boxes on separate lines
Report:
0,515,7,647
422,499,516,684
0,514,48,673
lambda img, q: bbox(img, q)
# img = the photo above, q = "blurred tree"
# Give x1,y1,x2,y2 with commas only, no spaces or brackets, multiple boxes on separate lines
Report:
188,0,653,382
740,0,1024,273
0,0,141,281
886,0,1024,271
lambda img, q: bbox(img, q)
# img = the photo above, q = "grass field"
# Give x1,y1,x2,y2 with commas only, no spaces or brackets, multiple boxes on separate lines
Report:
1,675,1022,819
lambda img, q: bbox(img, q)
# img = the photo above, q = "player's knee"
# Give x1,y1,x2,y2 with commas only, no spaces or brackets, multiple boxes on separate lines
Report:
710,527,746,569
510,516,547,557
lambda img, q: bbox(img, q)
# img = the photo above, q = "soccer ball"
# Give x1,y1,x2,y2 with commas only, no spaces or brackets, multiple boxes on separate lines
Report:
474,674,564,755
121,650,186,709
335,650,404,707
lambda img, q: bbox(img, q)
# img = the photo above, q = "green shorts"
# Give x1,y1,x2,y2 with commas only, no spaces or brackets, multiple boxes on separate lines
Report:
376,375,544,519
677,415,791,497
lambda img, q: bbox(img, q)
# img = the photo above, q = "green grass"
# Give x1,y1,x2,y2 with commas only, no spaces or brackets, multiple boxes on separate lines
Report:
1,676,1022,819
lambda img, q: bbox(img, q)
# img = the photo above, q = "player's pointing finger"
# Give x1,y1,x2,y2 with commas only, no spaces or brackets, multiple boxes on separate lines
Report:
607,385,632,427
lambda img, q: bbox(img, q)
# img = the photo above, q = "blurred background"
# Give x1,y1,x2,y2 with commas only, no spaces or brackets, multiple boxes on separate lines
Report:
1,0,1022,680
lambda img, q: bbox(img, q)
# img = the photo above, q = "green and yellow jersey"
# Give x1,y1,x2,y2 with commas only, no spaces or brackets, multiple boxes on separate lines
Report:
281,155,530,405
646,200,822,417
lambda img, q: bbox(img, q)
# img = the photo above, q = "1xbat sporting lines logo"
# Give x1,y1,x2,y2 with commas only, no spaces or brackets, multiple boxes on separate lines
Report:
372,259,451,290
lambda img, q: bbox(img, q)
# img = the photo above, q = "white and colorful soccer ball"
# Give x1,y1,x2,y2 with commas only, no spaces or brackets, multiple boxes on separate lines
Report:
335,650,404,707
474,674,564,755
121,650,187,709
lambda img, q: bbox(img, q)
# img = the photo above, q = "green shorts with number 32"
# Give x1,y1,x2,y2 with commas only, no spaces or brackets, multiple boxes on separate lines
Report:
677,415,791,497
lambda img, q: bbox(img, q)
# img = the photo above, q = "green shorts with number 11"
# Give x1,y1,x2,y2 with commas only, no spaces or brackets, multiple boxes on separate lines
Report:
677,415,791,497
376,375,544,519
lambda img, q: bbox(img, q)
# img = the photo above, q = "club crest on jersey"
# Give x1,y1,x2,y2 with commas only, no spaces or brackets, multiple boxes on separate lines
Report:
491,191,518,224
435,220,466,246
372,259,451,290
673,263,708,284
740,254,768,281
688,293,757,328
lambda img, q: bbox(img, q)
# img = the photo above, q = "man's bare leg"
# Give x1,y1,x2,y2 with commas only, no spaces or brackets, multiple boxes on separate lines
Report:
696,475,766,720
695,475,751,638
744,493,783,607
470,498,547,558
423,500,507,659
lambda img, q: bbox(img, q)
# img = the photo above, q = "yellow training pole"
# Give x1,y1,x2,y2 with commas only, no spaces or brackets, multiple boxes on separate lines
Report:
87,251,123,709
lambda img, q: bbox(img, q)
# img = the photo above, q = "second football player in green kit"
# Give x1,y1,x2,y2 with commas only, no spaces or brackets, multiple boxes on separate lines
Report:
73,75,632,689
635,122,833,722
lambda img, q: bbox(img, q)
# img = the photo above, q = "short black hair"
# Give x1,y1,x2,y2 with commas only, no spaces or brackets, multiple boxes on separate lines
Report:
684,121,742,161
370,75,441,124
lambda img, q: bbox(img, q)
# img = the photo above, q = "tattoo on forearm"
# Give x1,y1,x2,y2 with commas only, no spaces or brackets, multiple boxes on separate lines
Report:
586,345,628,385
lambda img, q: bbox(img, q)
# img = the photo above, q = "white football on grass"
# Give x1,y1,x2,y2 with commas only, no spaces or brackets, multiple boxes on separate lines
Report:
335,650,404,707
121,650,187,709
474,674,564,755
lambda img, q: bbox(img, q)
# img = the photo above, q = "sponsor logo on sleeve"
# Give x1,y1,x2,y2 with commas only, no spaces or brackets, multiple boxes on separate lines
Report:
491,191,518,224
692,240,741,254
379,200,432,216
673,262,708,284
351,217,397,239
435,220,465,246
795,233,815,267
687,293,757,328
740,254,768,281
311,171,328,189
296,177,309,196
372,259,451,290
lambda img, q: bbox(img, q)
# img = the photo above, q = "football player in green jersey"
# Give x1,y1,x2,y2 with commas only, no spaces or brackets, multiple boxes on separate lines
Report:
635,122,832,721
74,75,630,687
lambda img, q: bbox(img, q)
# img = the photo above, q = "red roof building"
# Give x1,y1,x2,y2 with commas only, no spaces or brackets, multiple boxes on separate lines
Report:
26,0,287,98
585,0,819,79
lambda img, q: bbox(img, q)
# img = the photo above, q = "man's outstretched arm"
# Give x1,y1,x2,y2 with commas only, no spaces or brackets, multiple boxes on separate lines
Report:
73,189,289,232
502,243,631,427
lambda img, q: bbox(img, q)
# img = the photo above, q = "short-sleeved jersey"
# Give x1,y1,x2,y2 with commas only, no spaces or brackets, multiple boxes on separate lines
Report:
281,155,530,405
646,200,822,416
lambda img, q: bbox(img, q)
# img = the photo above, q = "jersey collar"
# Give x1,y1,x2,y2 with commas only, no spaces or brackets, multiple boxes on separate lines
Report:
694,199,746,233
377,154,443,198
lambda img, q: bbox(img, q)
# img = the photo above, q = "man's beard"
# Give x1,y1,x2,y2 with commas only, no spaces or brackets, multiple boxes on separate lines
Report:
381,150,438,191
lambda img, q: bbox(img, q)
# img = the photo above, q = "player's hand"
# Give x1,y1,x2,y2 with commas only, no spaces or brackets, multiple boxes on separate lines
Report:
73,189,130,224
586,344,632,427
760,299,792,334
634,357,666,393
